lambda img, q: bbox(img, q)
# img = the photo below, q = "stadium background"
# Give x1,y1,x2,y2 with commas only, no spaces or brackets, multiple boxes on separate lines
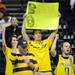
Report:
0,0,75,74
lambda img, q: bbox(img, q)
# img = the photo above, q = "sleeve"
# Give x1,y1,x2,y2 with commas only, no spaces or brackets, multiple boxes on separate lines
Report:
32,60,39,72
44,36,53,47
2,46,10,55
2,45,6,55
29,55,39,72
10,53,17,65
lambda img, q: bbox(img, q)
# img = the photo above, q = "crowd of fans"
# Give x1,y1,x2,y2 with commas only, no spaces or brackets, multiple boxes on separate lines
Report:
0,0,75,75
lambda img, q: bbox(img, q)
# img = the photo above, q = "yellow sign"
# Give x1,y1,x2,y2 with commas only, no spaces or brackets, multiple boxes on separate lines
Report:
24,1,59,30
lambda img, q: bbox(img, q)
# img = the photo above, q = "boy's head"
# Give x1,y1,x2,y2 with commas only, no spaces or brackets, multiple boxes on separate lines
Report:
18,39,28,54
32,29,42,41
61,42,71,55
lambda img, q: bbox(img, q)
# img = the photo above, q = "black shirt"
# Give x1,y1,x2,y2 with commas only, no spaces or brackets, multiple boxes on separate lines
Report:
5,25,21,47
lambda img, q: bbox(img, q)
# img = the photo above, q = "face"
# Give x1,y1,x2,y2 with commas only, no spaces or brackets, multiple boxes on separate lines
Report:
0,12,4,18
61,42,71,55
11,37,18,47
19,46,27,54
33,30,42,41
11,17,18,26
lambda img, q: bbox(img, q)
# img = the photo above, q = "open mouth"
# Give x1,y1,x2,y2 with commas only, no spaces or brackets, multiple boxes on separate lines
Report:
67,50,70,52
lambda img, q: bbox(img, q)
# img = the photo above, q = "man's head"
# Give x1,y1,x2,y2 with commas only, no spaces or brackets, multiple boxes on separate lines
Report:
11,16,18,26
33,29,42,42
61,42,71,55
19,39,28,54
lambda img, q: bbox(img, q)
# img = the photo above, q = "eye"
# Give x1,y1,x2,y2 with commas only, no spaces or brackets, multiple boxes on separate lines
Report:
13,40,16,41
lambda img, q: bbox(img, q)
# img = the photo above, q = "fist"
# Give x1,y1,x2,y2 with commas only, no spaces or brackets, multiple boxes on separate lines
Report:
55,34,59,39
25,59,30,64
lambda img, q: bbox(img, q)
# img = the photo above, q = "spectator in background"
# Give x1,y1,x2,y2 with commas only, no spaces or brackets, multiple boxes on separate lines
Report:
50,34,75,75
0,6,11,49
10,39,39,75
5,16,22,48
0,1,11,28
0,4,6,49
0,10,11,28
0,3,8,74
2,28,19,75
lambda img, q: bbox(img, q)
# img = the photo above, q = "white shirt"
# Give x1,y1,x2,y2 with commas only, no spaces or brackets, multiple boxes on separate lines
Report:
0,16,11,34
70,0,75,9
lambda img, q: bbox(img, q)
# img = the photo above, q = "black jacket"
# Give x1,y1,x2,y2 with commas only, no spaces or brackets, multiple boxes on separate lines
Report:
5,25,21,47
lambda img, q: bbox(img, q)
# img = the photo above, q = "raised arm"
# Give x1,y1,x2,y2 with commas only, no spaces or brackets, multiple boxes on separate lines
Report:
50,34,59,57
2,28,6,54
49,31,57,41
2,28,6,46
22,15,29,41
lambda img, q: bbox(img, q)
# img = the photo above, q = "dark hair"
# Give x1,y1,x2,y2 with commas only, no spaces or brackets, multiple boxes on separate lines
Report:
10,35,17,43
32,29,41,35
60,41,70,48
9,35,17,48
12,35,17,39
11,16,18,20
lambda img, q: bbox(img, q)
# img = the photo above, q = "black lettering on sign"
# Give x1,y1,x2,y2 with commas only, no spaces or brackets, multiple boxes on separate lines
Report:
26,15,35,27
28,3,36,14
